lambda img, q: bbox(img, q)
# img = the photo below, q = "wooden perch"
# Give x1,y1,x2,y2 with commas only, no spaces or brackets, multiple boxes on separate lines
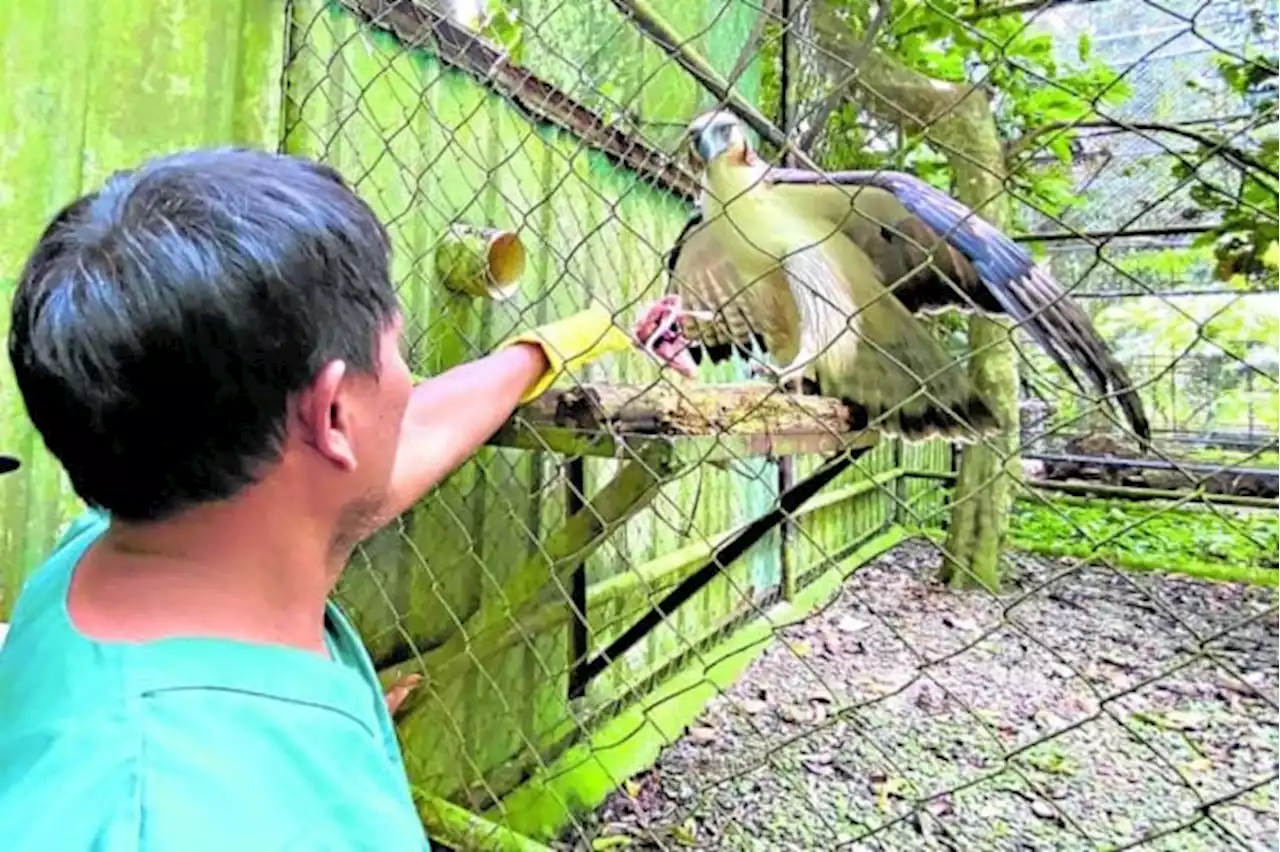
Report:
490,382,872,460
527,382,851,435
385,383,874,707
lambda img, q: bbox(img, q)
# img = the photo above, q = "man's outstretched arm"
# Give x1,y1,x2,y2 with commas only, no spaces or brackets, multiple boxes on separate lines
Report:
380,341,549,522
377,304,661,524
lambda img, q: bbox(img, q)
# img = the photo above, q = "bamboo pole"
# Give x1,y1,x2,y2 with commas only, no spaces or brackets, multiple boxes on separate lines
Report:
417,795,554,852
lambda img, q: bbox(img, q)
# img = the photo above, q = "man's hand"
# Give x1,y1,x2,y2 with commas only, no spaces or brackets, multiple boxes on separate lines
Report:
497,303,637,403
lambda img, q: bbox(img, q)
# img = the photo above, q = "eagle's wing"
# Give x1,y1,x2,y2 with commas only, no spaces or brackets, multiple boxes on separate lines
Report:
766,167,1151,443
665,204,1000,441
664,213,800,366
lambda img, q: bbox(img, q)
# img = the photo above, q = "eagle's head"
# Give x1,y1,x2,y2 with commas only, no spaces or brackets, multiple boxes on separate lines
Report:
686,111,756,168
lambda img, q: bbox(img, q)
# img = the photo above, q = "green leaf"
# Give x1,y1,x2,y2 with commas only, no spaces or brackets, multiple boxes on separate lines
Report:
671,820,697,847
1262,240,1279,269
873,776,916,811
1077,32,1093,63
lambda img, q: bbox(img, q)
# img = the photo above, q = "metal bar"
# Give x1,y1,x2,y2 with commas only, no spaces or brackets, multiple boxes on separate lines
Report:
565,457,589,700
576,445,874,687
777,0,794,598
779,456,795,601
779,0,791,144
1013,225,1218,243
1072,287,1280,299
341,0,700,200
900,469,1279,509
1025,451,1278,479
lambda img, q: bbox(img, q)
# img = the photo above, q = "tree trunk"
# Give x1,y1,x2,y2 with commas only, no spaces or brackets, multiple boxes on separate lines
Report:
938,315,1019,591
809,5,1021,591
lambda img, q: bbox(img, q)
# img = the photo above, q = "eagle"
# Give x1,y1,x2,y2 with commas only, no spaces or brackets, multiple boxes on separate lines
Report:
660,110,1150,445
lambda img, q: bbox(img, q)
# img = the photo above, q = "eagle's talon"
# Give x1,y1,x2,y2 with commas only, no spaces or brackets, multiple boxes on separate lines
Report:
749,361,808,395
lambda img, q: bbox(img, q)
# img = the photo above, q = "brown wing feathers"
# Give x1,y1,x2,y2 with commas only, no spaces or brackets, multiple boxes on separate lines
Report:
765,168,1151,443
665,166,1149,444
664,214,769,365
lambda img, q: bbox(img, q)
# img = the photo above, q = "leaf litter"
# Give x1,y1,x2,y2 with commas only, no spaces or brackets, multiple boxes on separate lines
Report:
559,540,1278,851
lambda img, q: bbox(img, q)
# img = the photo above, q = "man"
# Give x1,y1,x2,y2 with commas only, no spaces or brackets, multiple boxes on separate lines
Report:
0,148,686,849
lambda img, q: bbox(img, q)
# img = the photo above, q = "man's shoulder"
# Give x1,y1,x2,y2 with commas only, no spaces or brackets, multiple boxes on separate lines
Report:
4,509,110,637
0,706,138,850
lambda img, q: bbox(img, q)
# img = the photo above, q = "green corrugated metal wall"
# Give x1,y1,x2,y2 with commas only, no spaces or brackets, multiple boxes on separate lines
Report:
0,0,288,611
0,0,951,817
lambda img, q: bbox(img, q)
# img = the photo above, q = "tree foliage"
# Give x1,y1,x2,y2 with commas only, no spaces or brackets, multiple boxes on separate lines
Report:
757,1,1132,215
1179,53,1279,282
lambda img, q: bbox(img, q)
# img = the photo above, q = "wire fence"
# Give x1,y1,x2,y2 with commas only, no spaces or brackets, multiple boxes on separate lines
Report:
284,0,1277,848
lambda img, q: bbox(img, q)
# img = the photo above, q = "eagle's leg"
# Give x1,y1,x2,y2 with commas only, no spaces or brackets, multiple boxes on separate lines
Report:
758,315,828,393
753,353,819,396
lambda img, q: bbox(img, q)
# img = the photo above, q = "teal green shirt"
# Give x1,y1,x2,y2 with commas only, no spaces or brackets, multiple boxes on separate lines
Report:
0,510,430,850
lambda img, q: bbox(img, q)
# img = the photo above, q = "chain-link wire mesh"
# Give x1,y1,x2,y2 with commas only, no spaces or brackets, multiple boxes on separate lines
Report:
283,1,1277,848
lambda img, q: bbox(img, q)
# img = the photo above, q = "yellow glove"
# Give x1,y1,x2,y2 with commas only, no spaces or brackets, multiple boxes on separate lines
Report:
497,304,635,404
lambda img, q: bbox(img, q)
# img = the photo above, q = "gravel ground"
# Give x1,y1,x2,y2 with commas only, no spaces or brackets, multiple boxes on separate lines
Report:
561,541,1279,851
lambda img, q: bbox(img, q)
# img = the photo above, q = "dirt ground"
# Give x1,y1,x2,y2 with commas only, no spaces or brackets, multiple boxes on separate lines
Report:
560,541,1279,851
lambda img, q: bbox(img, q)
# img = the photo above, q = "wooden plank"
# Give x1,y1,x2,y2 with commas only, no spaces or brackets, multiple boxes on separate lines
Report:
489,382,873,463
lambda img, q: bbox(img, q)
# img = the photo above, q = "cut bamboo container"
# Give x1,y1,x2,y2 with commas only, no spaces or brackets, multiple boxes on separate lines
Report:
434,223,526,301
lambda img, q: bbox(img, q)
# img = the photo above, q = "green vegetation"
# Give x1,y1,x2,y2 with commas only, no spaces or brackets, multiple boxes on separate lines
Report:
1007,497,1279,584
1178,53,1279,284
1178,445,1279,470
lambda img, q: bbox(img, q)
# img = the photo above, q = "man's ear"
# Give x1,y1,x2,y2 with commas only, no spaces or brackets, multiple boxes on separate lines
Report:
296,359,358,471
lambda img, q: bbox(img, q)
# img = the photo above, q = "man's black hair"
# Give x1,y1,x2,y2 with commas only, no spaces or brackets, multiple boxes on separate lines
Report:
8,147,399,522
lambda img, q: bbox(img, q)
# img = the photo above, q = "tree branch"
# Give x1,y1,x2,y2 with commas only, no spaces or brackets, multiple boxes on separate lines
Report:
794,0,892,157
1008,119,1280,182
607,0,789,150
961,0,1098,21
898,0,1108,35
818,21,1005,186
